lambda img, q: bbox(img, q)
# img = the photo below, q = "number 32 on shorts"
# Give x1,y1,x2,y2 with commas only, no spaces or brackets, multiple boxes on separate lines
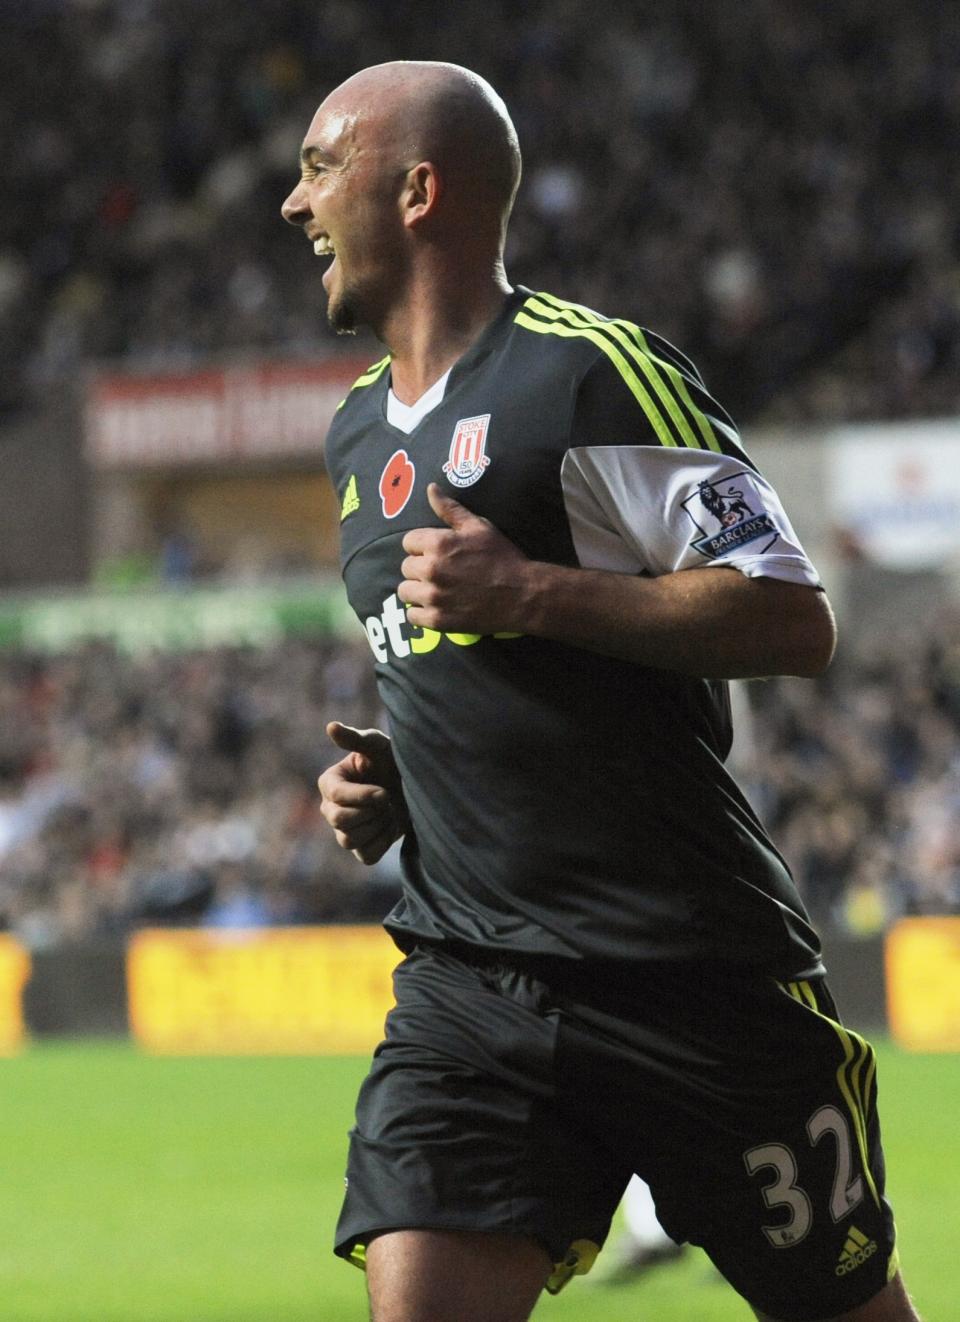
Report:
743,1105,865,1247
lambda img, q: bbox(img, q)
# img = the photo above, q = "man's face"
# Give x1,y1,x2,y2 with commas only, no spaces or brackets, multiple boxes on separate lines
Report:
281,96,407,333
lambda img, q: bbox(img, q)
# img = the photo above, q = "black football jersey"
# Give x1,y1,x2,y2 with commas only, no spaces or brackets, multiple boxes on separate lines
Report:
324,287,824,979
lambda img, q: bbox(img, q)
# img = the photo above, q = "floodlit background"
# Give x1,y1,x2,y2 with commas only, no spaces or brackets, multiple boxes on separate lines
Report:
1,2,959,1319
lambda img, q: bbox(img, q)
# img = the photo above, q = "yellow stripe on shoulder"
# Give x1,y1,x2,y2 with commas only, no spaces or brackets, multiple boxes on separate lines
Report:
532,292,721,453
515,303,678,448
336,355,391,410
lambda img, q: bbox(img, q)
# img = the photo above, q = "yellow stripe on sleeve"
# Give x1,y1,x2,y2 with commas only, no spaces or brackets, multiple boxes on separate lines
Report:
524,296,699,448
531,292,721,452
630,325,722,453
514,309,679,448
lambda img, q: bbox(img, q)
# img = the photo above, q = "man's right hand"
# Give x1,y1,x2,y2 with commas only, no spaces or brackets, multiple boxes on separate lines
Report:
317,722,410,864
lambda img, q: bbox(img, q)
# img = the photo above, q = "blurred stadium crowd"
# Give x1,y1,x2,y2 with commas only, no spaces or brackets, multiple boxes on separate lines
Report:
1,0,959,422
743,609,960,935
0,638,394,946
1,616,958,948
1,0,959,949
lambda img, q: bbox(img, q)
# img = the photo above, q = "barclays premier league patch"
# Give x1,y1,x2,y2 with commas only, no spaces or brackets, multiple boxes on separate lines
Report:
682,471,779,559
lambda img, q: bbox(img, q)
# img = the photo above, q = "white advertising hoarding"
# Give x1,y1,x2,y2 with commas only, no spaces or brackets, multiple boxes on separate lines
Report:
829,421,960,569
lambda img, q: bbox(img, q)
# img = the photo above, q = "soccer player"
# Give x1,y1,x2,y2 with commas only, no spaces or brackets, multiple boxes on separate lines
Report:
283,61,920,1322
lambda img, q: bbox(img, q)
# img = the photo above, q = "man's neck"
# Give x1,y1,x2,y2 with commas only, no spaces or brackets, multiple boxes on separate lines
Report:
381,267,512,405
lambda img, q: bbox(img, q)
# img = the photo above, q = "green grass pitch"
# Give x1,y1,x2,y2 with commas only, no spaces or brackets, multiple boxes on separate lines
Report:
0,1039,954,1320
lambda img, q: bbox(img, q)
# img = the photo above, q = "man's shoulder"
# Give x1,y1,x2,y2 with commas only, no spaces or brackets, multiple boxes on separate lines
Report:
329,353,392,426
515,290,739,456
323,354,391,489
512,287,620,366
512,288,706,398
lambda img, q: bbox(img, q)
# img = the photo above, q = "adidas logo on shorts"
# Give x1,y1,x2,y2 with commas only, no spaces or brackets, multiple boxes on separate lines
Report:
835,1225,878,1276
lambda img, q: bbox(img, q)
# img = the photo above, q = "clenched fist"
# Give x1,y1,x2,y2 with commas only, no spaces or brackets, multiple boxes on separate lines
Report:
317,722,410,864
399,483,535,636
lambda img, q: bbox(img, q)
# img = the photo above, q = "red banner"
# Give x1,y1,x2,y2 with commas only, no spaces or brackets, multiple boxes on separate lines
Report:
86,355,375,468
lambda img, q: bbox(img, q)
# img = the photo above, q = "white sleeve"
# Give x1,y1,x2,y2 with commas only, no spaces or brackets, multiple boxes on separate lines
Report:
560,445,821,586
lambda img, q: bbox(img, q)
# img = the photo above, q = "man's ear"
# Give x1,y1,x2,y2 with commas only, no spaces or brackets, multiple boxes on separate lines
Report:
401,161,442,228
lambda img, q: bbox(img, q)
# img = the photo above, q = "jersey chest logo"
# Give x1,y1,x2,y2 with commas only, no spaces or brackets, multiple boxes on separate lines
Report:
379,448,416,518
443,414,491,488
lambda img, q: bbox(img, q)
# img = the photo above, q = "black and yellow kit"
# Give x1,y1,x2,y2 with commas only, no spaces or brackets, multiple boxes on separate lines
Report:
336,946,897,1318
325,288,897,1314
326,287,824,978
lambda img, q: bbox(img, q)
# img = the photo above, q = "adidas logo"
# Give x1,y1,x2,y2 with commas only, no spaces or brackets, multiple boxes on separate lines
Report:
340,475,360,521
835,1225,878,1276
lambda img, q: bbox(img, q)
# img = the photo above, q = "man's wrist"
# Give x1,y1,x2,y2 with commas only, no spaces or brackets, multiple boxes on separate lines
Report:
514,559,570,638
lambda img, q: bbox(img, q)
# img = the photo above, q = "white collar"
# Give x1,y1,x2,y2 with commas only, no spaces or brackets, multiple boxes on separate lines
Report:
386,368,452,435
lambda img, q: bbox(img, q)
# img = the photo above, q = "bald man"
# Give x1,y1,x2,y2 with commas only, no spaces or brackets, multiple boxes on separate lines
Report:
283,63,917,1322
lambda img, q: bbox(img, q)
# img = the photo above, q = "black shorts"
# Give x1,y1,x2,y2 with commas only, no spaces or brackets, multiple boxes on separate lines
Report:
334,943,898,1320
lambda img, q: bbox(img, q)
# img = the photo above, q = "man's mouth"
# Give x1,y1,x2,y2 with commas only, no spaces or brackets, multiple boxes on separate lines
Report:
313,234,336,257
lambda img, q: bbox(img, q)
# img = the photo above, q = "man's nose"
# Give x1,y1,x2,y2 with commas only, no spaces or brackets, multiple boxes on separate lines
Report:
281,180,309,225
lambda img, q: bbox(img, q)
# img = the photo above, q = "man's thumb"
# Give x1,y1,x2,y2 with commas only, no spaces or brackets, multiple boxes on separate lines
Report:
326,722,387,756
427,481,480,530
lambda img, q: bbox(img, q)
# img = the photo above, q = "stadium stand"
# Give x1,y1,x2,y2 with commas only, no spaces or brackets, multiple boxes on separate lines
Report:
0,1,958,948
1,613,958,947
0,638,395,946
744,606,960,934
1,0,957,421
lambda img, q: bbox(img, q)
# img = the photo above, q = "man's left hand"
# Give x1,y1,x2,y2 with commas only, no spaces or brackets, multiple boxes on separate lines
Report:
399,483,532,635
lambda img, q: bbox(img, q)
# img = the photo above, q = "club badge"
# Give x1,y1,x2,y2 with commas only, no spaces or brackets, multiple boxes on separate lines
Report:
443,414,491,488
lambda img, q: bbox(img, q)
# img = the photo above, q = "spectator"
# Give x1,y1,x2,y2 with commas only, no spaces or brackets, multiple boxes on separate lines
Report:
0,636,393,945
1,610,959,945
744,606,960,932
1,0,958,421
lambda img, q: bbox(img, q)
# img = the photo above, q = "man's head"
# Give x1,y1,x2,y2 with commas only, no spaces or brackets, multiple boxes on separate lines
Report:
281,62,521,334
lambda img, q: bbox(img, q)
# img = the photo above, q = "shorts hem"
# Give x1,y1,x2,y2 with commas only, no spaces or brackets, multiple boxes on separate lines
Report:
744,1264,897,1322
335,1222,600,1294
335,1218,553,1263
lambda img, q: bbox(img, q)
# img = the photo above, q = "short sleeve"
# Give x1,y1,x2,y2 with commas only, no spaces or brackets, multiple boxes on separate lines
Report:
562,352,820,587
560,445,821,586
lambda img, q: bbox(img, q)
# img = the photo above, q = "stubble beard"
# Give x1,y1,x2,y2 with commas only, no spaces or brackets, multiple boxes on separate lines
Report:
327,300,357,336
328,259,399,339
327,279,361,336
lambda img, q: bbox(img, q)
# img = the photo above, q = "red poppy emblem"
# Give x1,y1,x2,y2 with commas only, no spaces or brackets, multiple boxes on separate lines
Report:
379,448,416,518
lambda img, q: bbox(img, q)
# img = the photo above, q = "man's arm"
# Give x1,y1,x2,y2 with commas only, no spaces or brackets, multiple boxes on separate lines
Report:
518,558,835,678
400,484,836,679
